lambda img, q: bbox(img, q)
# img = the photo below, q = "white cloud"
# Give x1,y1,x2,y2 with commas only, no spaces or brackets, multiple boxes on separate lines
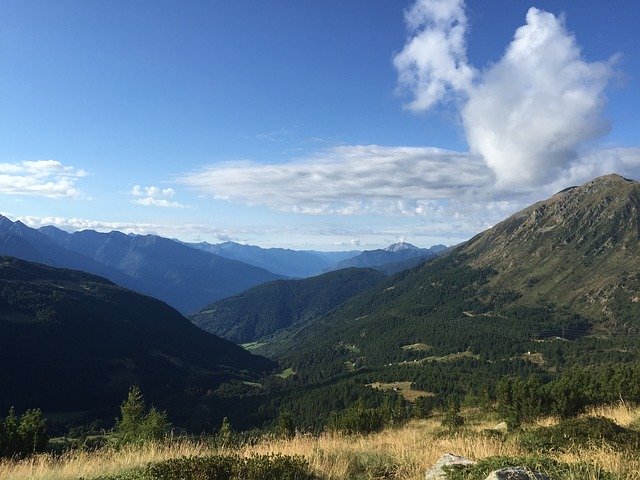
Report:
396,1,617,189
0,160,87,198
178,145,493,216
462,8,614,187
130,184,185,208
394,0,474,111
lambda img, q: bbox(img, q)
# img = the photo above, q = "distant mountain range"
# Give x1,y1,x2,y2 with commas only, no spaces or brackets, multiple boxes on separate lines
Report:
187,241,360,277
0,214,449,314
255,174,640,380
190,267,386,344
0,216,282,314
328,242,448,274
0,256,274,417
37,227,283,313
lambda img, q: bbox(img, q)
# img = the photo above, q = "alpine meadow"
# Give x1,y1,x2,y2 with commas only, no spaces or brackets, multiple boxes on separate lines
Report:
1,1,640,479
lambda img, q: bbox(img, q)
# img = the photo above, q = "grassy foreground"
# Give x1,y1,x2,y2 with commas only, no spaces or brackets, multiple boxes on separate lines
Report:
2,403,640,480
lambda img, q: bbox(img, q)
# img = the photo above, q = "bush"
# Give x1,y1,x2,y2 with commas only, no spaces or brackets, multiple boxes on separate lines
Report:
95,454,316,480
441,403,464,430
520,416,640,453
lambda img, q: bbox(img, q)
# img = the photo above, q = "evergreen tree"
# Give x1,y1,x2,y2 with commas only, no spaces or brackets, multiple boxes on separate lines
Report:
114,386,169,445
275,409,296,438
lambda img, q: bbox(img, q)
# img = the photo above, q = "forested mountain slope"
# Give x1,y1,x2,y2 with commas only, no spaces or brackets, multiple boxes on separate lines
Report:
190,267,386,343
0,256,274,417
258,175,640,382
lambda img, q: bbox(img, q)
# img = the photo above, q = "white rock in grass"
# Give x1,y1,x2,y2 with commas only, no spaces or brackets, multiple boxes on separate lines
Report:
484,466,552,480
425,453,476,479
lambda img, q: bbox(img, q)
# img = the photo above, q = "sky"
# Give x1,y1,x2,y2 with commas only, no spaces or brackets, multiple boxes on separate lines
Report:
1,0,639,250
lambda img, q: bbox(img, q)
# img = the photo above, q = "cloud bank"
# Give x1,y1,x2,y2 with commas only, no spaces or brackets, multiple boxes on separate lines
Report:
395,1,616,187
0,160,87,198
178,145,493,216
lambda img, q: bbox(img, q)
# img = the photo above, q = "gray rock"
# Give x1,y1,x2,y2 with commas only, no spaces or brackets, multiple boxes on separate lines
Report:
425,453,476,479
484,466,552,480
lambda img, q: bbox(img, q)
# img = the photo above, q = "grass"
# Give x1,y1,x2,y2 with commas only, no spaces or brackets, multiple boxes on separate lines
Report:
275,367,296,379
2,403,640,480
366,381,434,402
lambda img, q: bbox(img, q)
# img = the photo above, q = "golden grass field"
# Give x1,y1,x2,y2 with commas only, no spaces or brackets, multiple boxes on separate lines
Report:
1,402,639,480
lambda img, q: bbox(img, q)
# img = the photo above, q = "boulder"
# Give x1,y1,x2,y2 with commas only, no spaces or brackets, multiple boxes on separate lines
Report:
425,453,476,479
484,467,552,480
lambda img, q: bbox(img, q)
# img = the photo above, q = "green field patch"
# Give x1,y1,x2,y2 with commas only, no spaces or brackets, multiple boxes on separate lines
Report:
241,341,268,350
401,343,431,352
275,367,296,379
367,381,434,402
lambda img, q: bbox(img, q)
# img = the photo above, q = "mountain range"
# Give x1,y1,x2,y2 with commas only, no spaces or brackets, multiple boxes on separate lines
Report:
328,242,448,274
187,241,360,277
2,173,639,434
38,227,283,313
0,217,285,314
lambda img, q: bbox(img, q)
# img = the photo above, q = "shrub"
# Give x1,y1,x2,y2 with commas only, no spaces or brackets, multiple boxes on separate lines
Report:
520,416,640,453
441,402,464,430
97,454,315,480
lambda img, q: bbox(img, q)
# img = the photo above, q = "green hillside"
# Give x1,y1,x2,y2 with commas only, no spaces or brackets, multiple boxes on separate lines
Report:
190,267,386,344
257,175,640,384
0,256,274,426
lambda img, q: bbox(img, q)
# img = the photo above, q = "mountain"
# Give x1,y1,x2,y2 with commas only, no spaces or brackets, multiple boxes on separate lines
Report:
329,242,447,273
257,174,640,381
0,256,274,417
38,228,283,313
0,216,137,289
187,241,360,278
189,267,386,344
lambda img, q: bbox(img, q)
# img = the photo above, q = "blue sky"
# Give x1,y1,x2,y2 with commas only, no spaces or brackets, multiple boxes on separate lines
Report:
1,0,639,250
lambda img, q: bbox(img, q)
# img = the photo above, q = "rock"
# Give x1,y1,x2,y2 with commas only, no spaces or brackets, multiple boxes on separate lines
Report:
425,453,476,479
493,421,508,431
484,466,552,480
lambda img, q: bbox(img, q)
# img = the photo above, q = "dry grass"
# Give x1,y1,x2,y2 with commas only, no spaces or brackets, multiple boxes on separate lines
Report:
3,403,640,480
0,440,213,480
584,401,640,427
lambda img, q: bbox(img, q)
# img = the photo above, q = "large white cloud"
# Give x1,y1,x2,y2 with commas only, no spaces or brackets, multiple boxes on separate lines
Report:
396,2,616,188
0,160,87,198
394,0,474,111
462,8,614,187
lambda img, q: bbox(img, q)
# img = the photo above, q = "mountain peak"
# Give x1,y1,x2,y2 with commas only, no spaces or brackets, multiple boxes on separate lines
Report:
385,242,420,252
